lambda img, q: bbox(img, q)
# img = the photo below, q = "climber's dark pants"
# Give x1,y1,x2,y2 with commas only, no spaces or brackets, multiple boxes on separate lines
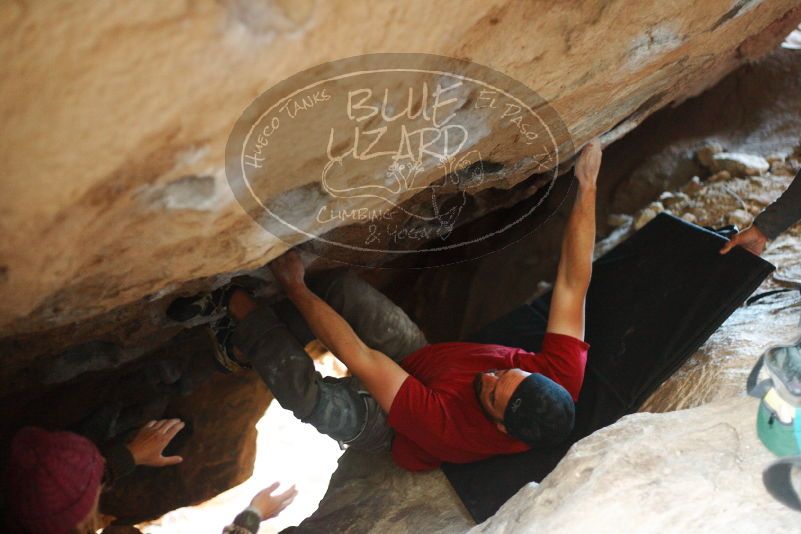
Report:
232,273,428,452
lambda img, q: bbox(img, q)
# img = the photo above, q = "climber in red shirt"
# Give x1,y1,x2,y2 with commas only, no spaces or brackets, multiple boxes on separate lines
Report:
220,139,601,470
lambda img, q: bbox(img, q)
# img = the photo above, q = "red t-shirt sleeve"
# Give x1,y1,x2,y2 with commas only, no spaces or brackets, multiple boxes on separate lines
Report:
515,332,589,400
388,375,447,470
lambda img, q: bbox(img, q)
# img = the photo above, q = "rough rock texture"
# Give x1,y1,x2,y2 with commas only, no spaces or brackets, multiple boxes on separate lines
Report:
707,152,771,175
2,0,801,341
296,449,472,534
472,397,796,534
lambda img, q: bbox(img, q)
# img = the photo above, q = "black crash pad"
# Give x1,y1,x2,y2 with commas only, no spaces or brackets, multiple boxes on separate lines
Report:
442,213,775,523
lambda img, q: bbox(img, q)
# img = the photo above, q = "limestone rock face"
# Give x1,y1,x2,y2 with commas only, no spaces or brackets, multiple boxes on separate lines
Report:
2,0,801,341
296,449,473,534
472,397,796,534
696,142,724,167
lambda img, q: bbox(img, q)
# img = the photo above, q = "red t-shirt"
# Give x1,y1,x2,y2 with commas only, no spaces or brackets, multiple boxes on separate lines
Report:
387,333,589,471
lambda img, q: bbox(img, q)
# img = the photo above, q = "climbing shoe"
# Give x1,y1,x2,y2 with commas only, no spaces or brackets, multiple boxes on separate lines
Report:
167,283,258,372
167,287,230,323
167,276,267,323
207,314,252,373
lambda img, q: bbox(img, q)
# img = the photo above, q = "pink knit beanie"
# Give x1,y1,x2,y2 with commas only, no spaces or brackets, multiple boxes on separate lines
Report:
6,427,105,534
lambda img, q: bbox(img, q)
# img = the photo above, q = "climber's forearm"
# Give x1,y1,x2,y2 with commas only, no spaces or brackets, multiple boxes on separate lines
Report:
282,281,410,412
284,283,373,370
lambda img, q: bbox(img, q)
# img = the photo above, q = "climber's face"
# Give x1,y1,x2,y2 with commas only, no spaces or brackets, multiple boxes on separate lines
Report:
473,368,530,429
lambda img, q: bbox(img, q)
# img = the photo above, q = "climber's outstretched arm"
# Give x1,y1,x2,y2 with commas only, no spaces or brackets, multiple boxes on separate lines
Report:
546,139,601,341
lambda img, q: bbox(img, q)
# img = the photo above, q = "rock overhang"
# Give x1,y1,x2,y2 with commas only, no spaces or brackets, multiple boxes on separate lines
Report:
2,0,801,339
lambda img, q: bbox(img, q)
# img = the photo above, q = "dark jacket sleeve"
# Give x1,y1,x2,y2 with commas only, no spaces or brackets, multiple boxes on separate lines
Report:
102,443,137,488
754,169,801,240
222,508,261,534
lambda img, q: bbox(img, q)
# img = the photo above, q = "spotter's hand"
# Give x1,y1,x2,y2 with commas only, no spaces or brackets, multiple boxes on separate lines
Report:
720,225,768,256
249,482,298,521
126,419,185,467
